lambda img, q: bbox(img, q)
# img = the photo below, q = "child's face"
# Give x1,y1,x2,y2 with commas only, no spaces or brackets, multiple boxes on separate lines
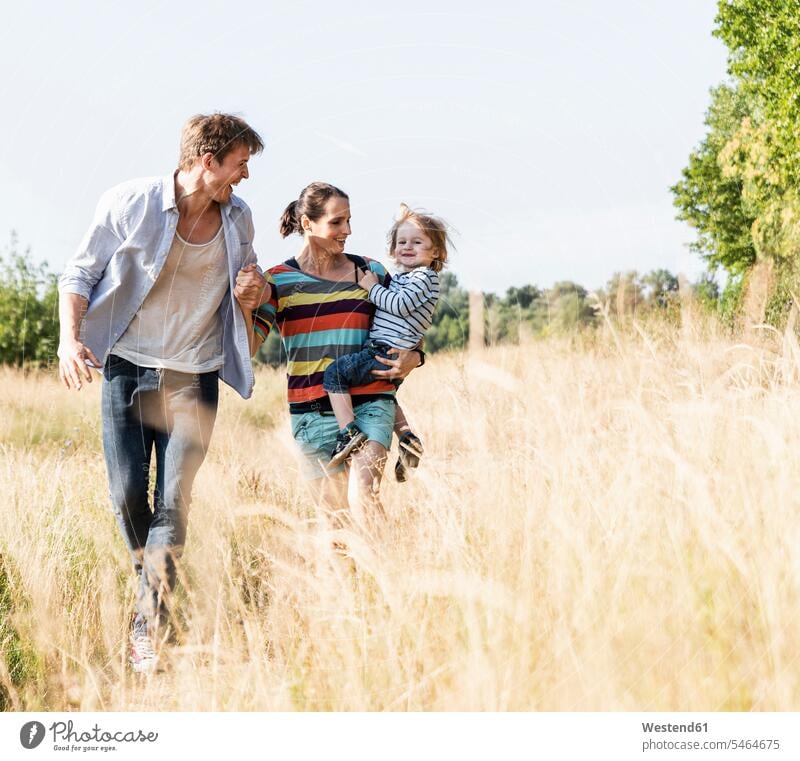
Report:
394,221,438,270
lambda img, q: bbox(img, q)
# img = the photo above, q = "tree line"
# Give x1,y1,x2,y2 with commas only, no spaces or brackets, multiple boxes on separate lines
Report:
258,267,722,365
3,230,720,368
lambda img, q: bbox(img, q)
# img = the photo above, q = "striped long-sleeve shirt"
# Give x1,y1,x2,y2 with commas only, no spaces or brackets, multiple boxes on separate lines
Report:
252,254,397,408
367,267,440,349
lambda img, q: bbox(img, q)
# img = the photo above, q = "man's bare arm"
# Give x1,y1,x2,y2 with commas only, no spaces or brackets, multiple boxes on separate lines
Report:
58,292,101,390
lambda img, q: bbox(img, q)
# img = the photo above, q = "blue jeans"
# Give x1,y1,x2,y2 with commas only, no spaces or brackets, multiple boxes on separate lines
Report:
101,354,218,635
323,340,401,394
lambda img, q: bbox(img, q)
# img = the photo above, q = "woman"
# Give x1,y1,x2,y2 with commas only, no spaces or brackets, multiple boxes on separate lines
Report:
238,182,423,527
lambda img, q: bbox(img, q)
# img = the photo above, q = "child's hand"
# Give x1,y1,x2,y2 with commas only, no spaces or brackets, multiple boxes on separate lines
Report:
358,268,379,290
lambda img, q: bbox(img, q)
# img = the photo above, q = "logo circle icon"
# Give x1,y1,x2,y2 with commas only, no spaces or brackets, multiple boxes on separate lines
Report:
20,721,45,749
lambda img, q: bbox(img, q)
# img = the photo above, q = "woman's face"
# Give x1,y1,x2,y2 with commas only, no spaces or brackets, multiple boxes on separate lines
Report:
305,196,351,254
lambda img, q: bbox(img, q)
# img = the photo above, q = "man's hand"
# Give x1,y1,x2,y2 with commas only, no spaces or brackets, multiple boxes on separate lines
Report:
371,347,421,381
58,338,101,391
358,268,379,291
235,264,270,311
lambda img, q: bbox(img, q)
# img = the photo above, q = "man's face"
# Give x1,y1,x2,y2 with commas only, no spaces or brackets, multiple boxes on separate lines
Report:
206,144,251,203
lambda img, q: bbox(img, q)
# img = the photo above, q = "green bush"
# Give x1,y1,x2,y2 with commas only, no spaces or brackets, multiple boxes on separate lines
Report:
0,553,41,710
0,232,58,367
718,274,746,332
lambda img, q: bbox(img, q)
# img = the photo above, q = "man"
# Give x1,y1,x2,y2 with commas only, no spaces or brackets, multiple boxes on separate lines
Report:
58,113,266,673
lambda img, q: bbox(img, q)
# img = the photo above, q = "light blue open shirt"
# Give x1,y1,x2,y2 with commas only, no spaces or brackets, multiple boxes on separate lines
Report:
58,174,258,398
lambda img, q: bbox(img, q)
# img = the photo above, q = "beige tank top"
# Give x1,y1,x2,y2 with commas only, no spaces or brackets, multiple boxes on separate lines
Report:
113,226,229,373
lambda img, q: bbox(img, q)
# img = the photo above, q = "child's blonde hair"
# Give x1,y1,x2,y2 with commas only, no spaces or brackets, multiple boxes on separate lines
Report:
387,203,452,273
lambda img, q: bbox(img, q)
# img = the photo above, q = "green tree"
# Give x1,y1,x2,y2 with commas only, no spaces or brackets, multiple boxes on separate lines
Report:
715,0,800,189
502,285,542,310
426,271,468,352
642,269,679,309
671,83,758,274
693,272,721,310
673,2,800,287
598,271,645,317
0,232,59,367
545,281,595,332
486,284,548,342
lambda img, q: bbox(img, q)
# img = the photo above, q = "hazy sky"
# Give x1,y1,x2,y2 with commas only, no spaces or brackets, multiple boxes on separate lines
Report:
0,0,728,294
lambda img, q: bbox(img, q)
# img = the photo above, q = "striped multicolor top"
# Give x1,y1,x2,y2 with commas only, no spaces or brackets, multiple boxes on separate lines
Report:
253,255,397,408
368,267,440,349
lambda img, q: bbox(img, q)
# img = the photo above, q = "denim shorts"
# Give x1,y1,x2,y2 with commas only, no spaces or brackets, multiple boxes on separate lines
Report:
290,396,396,481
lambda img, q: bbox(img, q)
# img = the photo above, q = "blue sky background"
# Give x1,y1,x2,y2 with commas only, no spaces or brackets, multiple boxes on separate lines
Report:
0,0,729,294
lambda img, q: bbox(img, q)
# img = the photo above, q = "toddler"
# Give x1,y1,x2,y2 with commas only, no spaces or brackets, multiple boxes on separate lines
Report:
323,204,451,479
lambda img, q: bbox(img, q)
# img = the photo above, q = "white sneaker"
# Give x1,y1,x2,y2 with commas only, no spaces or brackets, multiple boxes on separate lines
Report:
130,633,158,674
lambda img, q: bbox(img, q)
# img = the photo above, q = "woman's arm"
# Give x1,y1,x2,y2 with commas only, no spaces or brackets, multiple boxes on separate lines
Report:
371,345,424,380
239,305,264,357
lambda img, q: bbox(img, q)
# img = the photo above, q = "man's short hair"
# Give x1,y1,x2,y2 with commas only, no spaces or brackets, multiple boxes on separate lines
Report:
178,113,264,169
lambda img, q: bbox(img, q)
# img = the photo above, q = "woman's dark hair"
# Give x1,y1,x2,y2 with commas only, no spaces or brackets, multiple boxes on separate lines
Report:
279,182,349,238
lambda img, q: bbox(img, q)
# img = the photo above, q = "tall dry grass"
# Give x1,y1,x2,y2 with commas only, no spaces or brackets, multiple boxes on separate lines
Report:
1,318,800,711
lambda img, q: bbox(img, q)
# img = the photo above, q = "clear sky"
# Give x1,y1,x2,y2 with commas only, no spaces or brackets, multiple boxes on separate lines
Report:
0,0,728,294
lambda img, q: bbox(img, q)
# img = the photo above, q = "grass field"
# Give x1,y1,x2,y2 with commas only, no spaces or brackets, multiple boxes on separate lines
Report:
1,320,800,711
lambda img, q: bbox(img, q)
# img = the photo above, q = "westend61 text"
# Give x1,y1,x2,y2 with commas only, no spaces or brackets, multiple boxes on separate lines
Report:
50,721,158,744
642,722,708,733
